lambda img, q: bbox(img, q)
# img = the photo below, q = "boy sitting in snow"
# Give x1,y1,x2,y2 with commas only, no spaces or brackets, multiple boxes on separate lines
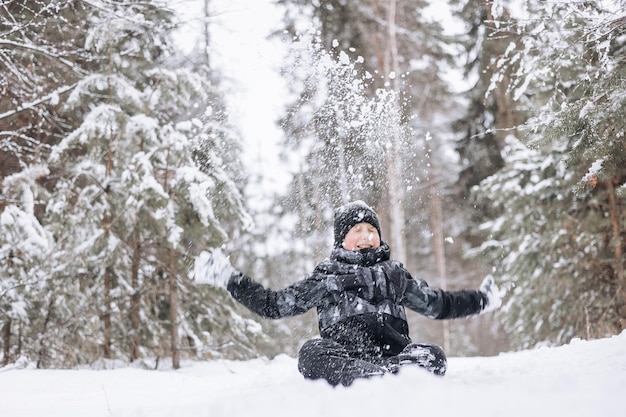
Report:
198,200,502,386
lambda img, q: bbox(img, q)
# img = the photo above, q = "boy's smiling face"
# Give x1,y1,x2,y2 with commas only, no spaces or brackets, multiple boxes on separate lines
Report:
342,222,381,251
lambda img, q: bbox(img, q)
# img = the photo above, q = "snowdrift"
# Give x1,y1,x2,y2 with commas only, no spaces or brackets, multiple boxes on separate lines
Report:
2,331,625,417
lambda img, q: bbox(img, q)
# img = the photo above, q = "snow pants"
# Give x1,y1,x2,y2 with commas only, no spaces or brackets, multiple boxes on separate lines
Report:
297,338,447,386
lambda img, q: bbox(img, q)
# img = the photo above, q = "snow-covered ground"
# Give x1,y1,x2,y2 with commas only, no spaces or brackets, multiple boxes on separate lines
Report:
2,331,625,417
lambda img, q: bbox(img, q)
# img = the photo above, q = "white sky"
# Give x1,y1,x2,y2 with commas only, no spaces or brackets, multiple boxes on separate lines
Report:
208,0,289,185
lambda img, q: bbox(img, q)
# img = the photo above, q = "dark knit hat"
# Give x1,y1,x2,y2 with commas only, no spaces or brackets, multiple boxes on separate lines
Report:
333,200,382,248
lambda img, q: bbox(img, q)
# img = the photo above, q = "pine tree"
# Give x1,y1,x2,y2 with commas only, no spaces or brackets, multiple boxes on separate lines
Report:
470,1,626,347
1,0,268,367
0,166,52,365
450,0,527,196
45,1,263,367
0,0,92,367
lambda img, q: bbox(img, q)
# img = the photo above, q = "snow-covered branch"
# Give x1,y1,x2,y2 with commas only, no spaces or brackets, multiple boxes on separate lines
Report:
0,40,87,75
0,83,76,121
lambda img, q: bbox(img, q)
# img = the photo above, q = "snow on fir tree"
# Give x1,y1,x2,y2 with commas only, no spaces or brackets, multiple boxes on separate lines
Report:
2,1,264,368
0,166,54,338
470,0,626,348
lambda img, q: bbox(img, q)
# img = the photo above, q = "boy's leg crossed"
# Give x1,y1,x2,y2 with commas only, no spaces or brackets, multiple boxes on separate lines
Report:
298,338,389,386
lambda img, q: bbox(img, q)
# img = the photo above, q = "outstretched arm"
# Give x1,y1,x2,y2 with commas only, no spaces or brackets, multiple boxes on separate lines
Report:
402,274,502,319
193,248,339,319
227,272,335,319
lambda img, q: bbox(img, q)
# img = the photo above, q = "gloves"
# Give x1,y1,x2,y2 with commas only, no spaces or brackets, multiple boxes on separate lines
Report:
479,275,503,313
193,248,236,288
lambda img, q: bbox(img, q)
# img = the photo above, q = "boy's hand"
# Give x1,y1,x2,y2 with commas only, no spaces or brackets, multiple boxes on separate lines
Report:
479,275,503,313
193,248,236,288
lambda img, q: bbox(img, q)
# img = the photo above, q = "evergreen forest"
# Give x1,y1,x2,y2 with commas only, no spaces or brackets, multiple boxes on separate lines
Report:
1,0,624,369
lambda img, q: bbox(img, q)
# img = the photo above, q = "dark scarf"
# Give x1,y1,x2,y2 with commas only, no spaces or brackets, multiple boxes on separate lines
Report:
315,242,391,275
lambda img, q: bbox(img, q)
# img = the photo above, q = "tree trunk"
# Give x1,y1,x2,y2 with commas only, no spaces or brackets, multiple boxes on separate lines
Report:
385,142,406,262
383,0,407,262
129,233,141,362
17,320,22,358
203,0,211,68
36,296,55,369
2,319,10,366
606,179,625,330
103,266,112,359
429,168,450,353
169,248,180,369
337,136,349,203
103,120,115,359
484,1,520,143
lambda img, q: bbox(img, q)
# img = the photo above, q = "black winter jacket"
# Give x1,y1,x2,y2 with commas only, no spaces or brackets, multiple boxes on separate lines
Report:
227,243,487,356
